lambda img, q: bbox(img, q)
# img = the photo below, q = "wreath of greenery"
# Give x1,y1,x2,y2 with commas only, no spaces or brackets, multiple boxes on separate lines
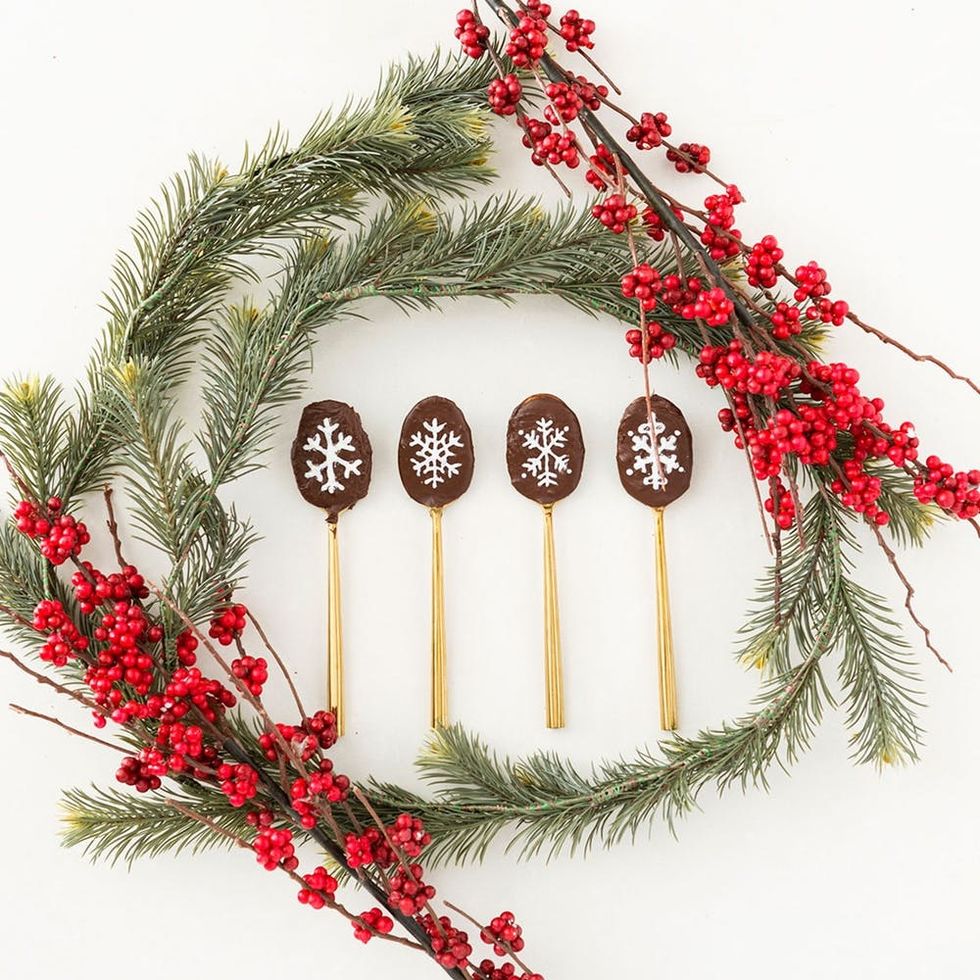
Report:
0,49,943,890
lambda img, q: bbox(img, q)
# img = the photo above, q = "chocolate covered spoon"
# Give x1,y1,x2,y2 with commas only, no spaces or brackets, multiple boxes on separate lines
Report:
506,394,585,729
616,395,693,730
398,396,475,729
291,399,372,737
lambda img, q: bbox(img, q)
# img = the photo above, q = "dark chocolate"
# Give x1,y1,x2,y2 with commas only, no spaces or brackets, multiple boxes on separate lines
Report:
506,394,585,504
398,396,475,508
291,399,372,521
616,395,692,508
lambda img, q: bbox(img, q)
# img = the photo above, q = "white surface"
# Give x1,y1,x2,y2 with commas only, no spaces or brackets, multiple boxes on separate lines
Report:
1,2,978,977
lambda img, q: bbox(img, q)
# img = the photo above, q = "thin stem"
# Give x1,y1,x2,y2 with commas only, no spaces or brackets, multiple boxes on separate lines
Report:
102,485,128,571
9,703,123,753
871,524,952,671
0,648,105,715
246,609,308,721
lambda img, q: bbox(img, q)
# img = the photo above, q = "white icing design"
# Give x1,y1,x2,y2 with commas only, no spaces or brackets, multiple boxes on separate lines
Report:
410,417,465,489
303,417,363,494
520,417,571,488
625,418,684,490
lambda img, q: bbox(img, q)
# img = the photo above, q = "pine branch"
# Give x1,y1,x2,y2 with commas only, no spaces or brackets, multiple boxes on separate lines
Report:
838,578,924,766
368,646,832,867
0,376,70,503
51,49,501,505
60,784,256,867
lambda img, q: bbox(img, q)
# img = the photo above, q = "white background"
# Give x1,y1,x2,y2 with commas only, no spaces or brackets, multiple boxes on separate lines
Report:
0,1,977,977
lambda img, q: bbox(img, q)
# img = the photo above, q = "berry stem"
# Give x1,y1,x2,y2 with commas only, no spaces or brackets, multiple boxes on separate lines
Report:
9,703,123,752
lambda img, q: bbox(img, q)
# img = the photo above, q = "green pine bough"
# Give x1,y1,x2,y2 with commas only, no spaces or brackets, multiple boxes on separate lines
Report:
0,49,941,880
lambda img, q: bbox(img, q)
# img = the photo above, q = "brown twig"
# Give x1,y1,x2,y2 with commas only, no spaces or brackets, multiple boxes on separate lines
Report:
245,609,308,721
9,703,124,753
0,648,105,715
102,485,128,571
871,525,952,671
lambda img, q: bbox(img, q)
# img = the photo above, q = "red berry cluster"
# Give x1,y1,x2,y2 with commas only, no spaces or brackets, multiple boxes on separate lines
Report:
290,758,350,827
475,962,544,980
700,188,742,261
559,8,595,51
660,274,702,317
625,322,676,361
913,457,980,518
231,654,268,697
640,204,683,242
71,562,148,615
217,761,259,807
163,666,237,724
116,753,163,793
345,827,395,869
697,342,801,399
420,913,473,970
521,118,579,168
209,603,247,645
252,826,298,871
620,263,662,312
769,301,802,340
387,813,431,857
154,719,205,773
666,141,710,173
480,911,526,956
82,601,160,720
175,629,198,665
793,261,830,301
681,286,734,326
487,74,523,116
506,11,548,67
455,9,489,58
388,862,436,915
544,82,582,124
620,264,678,357
15,497,91,565
626,111,671,150
572,75,607,111
32,599,89,666
353,908,395,944
592,193,636,233
746,236,783,290
585,143,615,190
793,262,848,324
765,479,796,530
43,514,90,564
297,866,339,909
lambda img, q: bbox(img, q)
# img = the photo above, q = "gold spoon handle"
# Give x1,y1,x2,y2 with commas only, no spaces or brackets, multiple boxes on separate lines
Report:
430,506,448,728
653,506,677,731
542,503,564,729
327,518,345,737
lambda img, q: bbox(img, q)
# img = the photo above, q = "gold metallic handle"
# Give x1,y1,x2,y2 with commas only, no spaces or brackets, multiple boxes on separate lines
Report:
327,518,345,737
430,506,448,728
542,503,565,729
653,507,677,731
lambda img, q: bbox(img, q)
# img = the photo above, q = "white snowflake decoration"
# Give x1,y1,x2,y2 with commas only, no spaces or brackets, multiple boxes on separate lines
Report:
520,417,571,488
303,416,363,494
625,418,684,490
409,417,465,489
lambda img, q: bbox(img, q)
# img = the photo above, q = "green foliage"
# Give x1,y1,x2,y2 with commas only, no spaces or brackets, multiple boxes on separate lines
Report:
61,784,256,867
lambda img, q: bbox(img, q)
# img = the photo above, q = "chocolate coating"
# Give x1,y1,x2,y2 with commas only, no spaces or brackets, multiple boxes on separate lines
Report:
398,396,474,508
506,394,585,504
616,395,692,508
291,399,372,521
